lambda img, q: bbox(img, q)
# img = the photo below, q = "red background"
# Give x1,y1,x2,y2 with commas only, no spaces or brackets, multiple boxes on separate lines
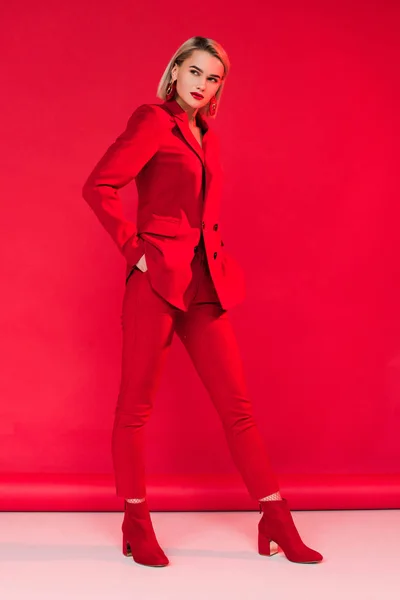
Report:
1,1,399,507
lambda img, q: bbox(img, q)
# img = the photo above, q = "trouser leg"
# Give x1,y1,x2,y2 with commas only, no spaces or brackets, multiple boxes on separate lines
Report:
175,273,280,501
112,267,176,498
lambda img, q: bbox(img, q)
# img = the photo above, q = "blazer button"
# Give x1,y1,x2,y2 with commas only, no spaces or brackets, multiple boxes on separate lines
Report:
213,251,218,259
213,223,218,231
220,240,224,247
202,221,205,229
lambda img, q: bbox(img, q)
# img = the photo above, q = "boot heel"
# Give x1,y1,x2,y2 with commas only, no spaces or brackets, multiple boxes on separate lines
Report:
258,531,279,556
122,534,132,557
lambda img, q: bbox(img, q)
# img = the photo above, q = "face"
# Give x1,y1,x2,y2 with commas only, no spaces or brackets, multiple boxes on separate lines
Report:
171,49,224,112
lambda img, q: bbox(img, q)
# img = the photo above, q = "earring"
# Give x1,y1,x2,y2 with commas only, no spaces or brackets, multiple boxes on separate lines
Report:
208,95,217,116
166,79,176,100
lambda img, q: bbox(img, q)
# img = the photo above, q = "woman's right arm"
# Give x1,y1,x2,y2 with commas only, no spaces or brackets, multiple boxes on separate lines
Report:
82,104,162,265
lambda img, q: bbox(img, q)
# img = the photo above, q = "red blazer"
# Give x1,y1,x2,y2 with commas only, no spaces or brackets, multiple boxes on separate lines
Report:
82,98,245,311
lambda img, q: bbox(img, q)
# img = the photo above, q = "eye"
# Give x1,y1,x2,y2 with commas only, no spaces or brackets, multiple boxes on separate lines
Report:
190,69,218,83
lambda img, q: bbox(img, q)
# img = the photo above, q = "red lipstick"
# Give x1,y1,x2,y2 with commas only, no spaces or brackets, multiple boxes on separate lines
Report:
191,92,204,100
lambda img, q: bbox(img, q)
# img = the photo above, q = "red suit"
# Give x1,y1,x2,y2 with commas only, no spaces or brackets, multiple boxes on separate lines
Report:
82,98,280,500
82,98,245,311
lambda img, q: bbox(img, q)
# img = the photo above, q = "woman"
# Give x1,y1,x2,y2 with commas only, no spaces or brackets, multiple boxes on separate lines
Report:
82,36,323,567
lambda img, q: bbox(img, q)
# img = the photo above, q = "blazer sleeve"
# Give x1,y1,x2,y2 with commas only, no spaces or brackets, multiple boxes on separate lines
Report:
82,103,162,263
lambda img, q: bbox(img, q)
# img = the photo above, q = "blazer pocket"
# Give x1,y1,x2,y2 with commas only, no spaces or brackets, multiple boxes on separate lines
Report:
139,214,181,238
125,265,137,284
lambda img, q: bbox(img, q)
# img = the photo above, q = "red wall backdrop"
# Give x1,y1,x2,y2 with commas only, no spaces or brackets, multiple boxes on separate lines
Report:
1,1,399,504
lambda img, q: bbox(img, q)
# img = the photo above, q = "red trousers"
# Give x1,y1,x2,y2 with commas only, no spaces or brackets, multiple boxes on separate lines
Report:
111,243,280,501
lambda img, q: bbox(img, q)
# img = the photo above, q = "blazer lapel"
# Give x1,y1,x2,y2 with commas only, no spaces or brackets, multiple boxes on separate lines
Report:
160,98,221,217
161,98,208,165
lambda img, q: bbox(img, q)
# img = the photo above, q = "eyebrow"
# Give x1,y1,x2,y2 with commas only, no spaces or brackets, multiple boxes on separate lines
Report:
189,65,222,79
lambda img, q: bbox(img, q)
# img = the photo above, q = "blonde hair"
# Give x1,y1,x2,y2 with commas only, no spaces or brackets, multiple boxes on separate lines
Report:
156,36,230,119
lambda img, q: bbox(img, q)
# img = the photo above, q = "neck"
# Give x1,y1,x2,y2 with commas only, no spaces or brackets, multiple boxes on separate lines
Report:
174,96,198,126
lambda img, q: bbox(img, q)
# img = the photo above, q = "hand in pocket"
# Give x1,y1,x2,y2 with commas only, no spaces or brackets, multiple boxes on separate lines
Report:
135,254,147,272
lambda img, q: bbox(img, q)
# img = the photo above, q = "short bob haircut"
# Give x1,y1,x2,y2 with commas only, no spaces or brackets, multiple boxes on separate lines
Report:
156,36,230,119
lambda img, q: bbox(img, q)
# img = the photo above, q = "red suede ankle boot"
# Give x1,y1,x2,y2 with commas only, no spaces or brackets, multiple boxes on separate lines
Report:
258,498,323,564
122,500,169,567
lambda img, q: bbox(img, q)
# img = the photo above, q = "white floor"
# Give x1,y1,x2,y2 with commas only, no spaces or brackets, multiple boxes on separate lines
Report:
1,508,399,600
